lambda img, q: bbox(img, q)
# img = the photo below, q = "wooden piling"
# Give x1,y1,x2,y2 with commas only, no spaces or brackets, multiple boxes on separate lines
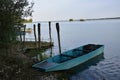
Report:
49,21,52,46
38,23,41,50
18,25,22,42
49,21,53,57
33,24,37,48
23,25,26,48
18,25,23,51
56,23,62,54
38,23,43,60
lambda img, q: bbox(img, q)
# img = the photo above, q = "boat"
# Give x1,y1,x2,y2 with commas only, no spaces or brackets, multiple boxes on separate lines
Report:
32,44,104,72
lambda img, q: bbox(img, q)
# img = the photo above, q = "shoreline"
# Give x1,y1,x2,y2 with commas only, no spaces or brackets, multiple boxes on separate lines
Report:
0,41,62,80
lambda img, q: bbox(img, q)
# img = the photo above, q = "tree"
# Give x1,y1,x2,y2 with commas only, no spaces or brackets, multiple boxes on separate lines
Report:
0,1,34,79
0,0,34,49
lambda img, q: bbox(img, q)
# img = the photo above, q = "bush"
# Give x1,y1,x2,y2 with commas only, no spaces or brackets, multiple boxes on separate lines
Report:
0,0,34,49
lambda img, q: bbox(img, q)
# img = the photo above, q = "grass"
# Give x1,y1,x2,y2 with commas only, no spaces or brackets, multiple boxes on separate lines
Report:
0,41,61,80
23,41,53,49
0,41,71,80
23,41,54,61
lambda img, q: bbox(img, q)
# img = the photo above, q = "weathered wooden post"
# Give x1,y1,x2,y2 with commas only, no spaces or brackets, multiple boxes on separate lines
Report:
38,23,41,49
33,24,37,48
17,25,23,52
49,21,52,46
23,25,26,41
23,25,26,49
19,25,22,42
49,21,53,57
38,23,42,60
56,23,62,54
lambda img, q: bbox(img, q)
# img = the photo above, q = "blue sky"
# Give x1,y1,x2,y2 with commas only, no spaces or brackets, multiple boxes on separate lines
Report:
28,0,120,21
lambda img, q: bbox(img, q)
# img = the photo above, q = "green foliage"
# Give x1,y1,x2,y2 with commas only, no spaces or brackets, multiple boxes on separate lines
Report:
0,0,34,48
21,18,33,23
69,18,74,21
80,19,85,21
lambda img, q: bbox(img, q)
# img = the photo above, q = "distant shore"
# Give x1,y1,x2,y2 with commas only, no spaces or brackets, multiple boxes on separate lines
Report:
85,17,120,21
72,17,120,22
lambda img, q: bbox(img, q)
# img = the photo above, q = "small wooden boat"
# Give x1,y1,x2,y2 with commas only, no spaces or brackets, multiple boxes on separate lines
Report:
32,44,104,72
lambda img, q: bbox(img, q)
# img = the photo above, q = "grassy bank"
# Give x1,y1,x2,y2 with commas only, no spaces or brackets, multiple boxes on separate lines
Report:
0,41,64,80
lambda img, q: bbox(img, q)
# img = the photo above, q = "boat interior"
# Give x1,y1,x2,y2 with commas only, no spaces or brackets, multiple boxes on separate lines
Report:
49,44,102,63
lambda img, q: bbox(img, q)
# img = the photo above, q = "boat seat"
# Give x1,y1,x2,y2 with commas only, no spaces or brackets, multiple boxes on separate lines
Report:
73,48,92,56
32,61,58,69
72,49,84,56
73,48,91,53
73,49,83,52
60,54,76,58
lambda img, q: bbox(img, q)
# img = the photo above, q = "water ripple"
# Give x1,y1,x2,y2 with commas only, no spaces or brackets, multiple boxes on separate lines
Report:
71,56,120,80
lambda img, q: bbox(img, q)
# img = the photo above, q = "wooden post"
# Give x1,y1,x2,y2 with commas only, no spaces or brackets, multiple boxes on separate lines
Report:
49,21,52,46
49,21,53,57
19,25,22,42
56,23,62,54
38,23,41,50
23,25,26,49
38,23,42,60
18,25,23,52
33,24,37,48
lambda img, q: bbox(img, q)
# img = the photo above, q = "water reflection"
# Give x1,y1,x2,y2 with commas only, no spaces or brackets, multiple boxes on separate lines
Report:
32,47,54,61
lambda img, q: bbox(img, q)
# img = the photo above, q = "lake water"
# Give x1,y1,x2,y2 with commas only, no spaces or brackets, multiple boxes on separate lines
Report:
25,20,120,80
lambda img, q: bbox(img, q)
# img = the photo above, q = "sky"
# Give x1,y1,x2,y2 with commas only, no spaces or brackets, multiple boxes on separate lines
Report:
28,0,120,21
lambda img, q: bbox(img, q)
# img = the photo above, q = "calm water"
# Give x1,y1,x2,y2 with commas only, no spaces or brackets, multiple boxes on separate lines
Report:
25,20,120,80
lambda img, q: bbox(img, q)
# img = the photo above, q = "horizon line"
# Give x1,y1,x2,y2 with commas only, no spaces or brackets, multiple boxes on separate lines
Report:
32,16,120,23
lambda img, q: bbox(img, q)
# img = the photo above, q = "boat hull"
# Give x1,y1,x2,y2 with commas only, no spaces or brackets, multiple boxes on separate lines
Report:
32,44,104,72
